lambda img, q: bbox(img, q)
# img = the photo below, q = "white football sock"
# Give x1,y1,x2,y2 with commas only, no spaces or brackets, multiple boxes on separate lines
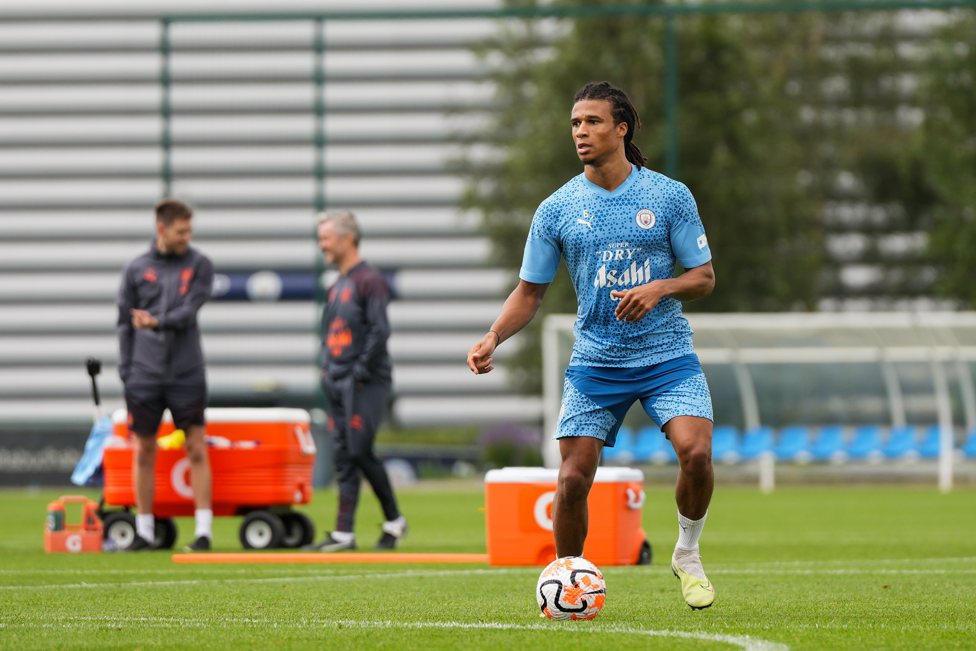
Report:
382,515,407,537
136,513,154,543
331,530,355,543
194,509,213,539
676,509,707,551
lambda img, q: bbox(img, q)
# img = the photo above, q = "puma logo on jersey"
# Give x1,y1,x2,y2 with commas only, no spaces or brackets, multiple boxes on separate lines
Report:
577,210,592,229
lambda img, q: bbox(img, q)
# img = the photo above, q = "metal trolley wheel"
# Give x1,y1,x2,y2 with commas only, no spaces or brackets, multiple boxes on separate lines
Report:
102,511,137,549
239,510,285,550
637,539,653,565
102,512,179,550
279,512,316,548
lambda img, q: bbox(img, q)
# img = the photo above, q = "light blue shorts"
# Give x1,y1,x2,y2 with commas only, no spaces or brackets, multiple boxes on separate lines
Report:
555,355,713,447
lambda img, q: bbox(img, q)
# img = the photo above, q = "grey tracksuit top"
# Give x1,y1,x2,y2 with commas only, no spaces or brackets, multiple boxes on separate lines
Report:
320,261,393,384
116,241,214,384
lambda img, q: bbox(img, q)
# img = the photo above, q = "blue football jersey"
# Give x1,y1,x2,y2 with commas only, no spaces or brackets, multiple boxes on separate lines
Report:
519,164,711,367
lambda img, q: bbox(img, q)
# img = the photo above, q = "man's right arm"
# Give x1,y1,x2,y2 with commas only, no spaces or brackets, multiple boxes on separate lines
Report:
466,280,549,375
116,266,136,384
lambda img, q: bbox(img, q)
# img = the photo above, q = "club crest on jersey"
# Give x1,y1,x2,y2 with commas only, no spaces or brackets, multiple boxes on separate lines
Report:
635,209,656,229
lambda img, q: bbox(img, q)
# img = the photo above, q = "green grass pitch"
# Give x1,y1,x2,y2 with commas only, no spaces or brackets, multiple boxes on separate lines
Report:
1,482,974,650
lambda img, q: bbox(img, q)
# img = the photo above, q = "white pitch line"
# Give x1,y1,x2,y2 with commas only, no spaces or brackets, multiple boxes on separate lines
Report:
4,561,976,591
0,567,529,591
695,556,976,568
699,557,976,569
603,557,976,574
0,567,289,576
708,568,976,576
6,615,973,635
4,555,972,577
0,615,789,651
334,620,790,651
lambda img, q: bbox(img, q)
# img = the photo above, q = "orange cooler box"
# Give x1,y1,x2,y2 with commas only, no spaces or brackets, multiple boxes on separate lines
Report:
485,467,647,566
103,408,315,517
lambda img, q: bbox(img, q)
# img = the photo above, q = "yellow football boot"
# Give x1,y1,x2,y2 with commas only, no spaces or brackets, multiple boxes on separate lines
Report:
671,547,716,610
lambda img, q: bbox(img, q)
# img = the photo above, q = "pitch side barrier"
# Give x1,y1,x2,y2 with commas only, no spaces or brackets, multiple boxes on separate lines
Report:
544,312,976,493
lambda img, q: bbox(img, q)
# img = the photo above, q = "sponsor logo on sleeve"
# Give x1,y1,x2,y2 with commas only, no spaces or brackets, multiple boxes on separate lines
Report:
697,234,708,250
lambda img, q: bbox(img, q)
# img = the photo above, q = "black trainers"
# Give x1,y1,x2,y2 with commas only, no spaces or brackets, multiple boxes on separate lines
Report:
124,535,154,552
374,520,408,550
183,536,211,552
302,533,356,552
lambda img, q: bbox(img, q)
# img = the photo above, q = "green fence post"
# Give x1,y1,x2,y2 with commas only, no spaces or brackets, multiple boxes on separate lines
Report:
313,17,326,215
312,18,330,439
313,17,327,311
160,18,172,198
664,12,678,180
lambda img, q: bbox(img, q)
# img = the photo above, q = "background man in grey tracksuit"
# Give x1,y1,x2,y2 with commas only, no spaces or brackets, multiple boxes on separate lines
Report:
116,198,215,552
304,210,407,552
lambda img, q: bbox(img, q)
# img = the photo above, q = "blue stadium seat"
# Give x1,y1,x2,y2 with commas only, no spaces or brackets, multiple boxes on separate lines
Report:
883,425,919,459
711,425,741,464
963,430,976,458
634,425,677,464
602,426,635,465
811,425,847,463
740,426,774,461
919,425,950,459
774,425,812,463
846,425,884,462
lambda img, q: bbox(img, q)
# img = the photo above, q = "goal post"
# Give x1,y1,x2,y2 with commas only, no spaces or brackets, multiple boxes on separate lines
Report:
540,311,976,492
542,314,578,468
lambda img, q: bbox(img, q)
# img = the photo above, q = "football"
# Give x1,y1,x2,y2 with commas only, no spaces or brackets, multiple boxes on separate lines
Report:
536,556,606,621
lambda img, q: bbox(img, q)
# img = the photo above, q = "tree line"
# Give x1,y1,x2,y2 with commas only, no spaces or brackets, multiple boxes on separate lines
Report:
462,1,975,391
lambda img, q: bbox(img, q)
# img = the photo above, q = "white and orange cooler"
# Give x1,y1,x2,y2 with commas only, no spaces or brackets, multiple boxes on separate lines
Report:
484,466,647,566
103,408,315,517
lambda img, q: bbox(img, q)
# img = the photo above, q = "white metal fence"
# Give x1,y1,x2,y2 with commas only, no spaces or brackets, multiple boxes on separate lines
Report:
543,312,976,491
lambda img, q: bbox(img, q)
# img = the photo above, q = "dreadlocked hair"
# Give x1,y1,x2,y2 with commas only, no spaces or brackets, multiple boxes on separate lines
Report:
573,81,647,169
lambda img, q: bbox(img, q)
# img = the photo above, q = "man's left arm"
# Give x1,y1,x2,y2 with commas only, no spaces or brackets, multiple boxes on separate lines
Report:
612,262,714,323
156,258,215,331
352,278,392,382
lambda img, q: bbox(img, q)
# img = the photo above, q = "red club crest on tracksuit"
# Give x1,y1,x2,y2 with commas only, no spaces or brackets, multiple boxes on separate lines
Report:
326,318,353,357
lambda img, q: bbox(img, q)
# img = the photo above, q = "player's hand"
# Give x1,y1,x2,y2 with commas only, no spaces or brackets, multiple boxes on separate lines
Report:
466,332,499,375
611,282,664,322
130,309,158,330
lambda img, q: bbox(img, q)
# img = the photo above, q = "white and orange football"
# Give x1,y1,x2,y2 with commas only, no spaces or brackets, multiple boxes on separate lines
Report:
536,556,606,621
